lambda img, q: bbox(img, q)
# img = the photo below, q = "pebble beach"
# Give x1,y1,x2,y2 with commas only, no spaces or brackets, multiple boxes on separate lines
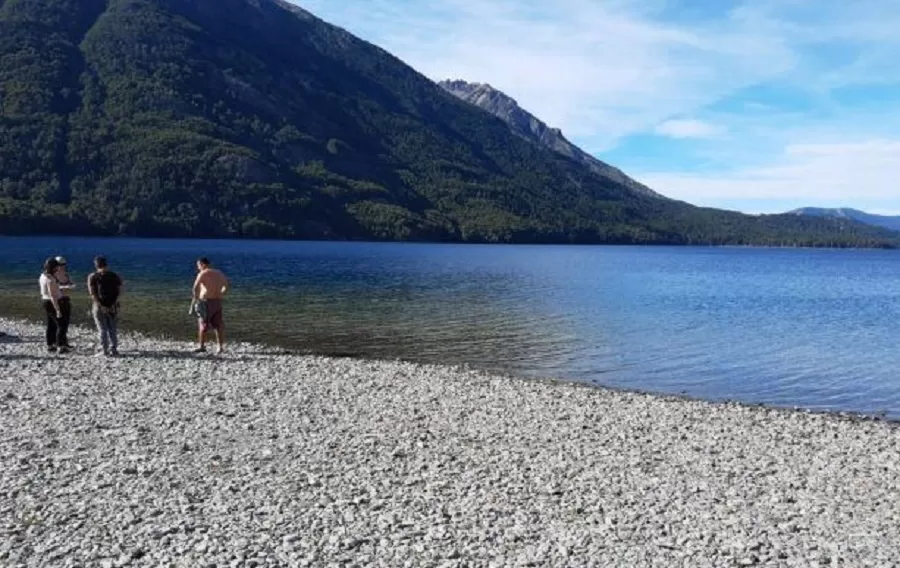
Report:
1,318,899,567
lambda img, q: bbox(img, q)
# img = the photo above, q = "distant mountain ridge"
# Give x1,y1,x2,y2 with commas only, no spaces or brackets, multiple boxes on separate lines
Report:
788,208,900,232
437,79,664,199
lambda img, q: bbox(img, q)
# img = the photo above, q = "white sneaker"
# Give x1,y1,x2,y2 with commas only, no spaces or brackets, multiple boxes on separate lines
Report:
215,346,224,355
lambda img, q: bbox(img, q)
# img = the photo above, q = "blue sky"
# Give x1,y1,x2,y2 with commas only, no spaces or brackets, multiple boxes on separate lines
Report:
294,0,900,215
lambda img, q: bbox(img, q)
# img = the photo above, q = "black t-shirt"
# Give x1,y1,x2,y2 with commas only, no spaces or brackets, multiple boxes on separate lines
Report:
88,271,122,307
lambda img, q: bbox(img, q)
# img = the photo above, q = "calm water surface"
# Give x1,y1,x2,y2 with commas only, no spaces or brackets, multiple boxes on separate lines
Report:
2,237,899,419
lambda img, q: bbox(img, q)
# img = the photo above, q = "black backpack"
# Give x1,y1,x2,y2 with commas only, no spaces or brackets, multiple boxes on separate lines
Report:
92,271,121,308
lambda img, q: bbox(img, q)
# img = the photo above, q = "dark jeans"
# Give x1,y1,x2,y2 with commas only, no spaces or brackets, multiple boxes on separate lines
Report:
58,297,71,346
42,299,68,347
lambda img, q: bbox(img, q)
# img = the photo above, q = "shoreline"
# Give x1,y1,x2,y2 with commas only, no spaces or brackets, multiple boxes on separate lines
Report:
1,233,898,251
2,317,899,566
3,313,897,426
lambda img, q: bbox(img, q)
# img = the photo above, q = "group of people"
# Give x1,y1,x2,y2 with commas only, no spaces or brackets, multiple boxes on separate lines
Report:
39,256,230,356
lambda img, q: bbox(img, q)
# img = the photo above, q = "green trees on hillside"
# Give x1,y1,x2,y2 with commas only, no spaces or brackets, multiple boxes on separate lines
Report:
0,0,896,247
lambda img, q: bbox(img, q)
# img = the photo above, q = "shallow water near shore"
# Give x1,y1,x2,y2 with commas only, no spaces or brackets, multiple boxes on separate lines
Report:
2,236,900,418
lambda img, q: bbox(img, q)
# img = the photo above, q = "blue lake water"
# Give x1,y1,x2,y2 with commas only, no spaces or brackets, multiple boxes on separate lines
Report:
2,236,899,419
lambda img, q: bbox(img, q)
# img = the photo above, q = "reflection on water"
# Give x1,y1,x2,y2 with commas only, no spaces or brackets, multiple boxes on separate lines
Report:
2,236,900,419
0,238,578,376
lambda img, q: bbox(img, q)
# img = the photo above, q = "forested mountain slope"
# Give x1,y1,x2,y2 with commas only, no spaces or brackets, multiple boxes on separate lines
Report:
0,0,896,247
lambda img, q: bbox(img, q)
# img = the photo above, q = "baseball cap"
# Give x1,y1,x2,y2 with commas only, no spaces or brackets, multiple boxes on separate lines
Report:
54,256,67,265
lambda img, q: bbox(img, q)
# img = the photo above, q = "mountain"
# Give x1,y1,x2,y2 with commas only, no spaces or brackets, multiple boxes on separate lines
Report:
438,79,664,200
0,0,896,247
788,208,900,232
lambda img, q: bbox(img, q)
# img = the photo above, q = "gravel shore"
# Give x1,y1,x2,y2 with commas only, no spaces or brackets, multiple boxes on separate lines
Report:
1,318,899,567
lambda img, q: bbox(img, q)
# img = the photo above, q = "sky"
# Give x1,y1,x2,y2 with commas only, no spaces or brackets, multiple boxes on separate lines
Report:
294,0,900,215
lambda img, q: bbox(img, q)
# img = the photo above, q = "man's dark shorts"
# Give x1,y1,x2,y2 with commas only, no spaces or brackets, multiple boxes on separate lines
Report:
198,299,224,332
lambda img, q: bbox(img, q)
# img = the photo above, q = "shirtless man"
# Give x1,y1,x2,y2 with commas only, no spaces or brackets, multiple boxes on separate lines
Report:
192,257,230,354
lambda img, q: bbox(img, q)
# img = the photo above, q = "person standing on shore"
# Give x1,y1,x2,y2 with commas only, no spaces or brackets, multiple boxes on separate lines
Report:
87,256,123,357
39,257,66,353
53,256,75,349
191,257,229,354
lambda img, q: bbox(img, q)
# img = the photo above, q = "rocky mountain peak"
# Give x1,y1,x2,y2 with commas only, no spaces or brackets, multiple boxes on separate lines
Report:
438,79,664,200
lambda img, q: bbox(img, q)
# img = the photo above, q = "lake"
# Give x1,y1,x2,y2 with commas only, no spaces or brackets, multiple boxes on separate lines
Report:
2,236,899,419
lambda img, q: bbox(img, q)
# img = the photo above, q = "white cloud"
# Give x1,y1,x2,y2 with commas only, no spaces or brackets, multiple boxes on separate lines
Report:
297,0,796,146
655,119,722,139
637,139,900,209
